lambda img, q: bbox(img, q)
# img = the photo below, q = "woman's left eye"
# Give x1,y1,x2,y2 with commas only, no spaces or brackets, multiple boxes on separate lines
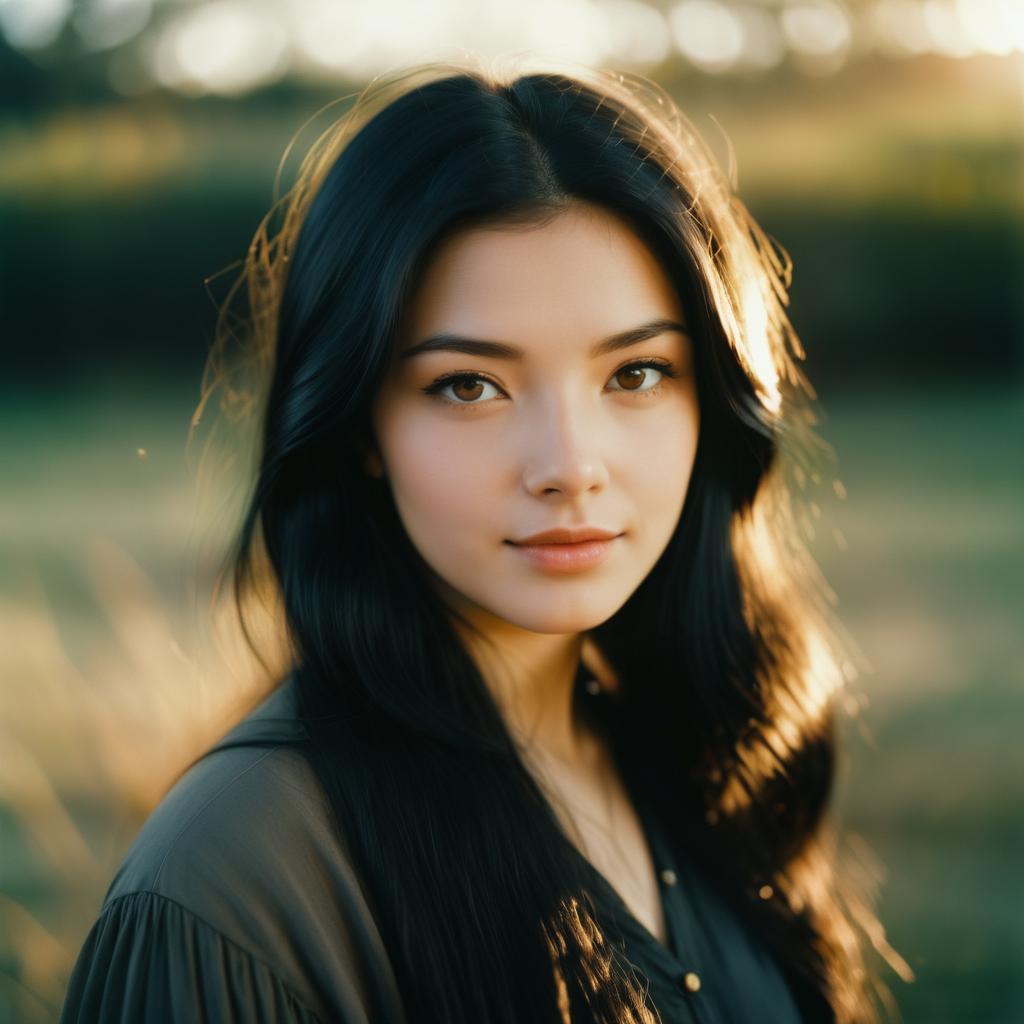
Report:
422,359,679,408
607,359,678,394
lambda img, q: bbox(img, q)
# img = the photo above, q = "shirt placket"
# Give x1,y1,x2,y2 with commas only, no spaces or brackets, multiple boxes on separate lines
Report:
635,792,717,1024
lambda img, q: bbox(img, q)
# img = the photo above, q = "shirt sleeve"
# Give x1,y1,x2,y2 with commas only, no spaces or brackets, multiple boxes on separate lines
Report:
59,890,324,1023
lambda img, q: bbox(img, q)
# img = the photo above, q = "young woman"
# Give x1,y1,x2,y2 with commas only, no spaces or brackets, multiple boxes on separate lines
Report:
60,57,894,1023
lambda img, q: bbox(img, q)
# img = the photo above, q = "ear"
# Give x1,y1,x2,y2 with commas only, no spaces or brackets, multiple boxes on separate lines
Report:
348,428,386,480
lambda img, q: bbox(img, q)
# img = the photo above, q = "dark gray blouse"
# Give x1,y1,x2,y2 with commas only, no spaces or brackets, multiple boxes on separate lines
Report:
59,677,809,1023
586,755,805,1023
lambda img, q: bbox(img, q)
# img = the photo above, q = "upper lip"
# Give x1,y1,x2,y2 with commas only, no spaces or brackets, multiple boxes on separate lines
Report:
509,526,622,546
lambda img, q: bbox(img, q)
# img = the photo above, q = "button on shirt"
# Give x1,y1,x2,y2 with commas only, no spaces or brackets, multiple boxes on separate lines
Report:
574,762,806,1023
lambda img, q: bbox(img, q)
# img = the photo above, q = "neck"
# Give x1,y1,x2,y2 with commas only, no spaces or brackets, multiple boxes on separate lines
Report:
448,609,597,769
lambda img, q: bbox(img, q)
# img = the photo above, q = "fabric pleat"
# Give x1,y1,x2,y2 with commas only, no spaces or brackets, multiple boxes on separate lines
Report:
61,890,324,1023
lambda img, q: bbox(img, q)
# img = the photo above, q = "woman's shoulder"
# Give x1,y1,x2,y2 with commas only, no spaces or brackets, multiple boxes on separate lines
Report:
61,677,407,1023
106,677,336,909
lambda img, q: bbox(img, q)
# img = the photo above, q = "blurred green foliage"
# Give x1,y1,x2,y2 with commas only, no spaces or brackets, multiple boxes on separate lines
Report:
1,61,1021,387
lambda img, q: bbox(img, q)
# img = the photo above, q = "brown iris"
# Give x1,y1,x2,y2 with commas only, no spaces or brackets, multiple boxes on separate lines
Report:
614,366,646,391
450,379,486,402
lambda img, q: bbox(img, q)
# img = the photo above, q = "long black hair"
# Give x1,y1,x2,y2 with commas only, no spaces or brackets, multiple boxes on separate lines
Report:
196,55,899,1023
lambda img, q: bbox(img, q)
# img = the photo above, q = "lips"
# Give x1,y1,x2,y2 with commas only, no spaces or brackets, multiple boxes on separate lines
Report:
505,528,623,574
508,526,621,546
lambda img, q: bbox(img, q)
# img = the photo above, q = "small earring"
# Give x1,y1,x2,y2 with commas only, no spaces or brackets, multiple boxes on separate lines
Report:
584,678,602,696
362,452,387,482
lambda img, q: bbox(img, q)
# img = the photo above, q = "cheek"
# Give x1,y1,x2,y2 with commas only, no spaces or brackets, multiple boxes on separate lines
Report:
378,411,496,543
616,407,699,551
626,400,700,498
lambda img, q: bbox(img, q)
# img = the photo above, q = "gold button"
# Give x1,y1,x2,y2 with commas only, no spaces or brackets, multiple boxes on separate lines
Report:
682,971,701,992
660,868,677,886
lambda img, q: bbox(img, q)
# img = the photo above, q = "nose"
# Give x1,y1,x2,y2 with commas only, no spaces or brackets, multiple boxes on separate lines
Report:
520,391,609,498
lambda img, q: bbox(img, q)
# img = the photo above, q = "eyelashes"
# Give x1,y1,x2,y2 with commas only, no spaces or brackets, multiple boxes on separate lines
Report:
421,358,680,409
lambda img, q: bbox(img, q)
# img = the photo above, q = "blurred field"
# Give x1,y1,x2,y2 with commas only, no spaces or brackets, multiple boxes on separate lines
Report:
1,380,1022,1022
816,385,1024,1023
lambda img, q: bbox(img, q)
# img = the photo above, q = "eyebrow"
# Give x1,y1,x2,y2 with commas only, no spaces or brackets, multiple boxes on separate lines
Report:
398,317,690,362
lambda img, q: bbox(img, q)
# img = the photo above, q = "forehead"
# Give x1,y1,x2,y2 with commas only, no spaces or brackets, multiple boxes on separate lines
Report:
398,204,686,353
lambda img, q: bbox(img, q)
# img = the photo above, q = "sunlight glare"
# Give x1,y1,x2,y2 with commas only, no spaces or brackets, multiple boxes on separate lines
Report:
151,1,289,97
668,0,745,73
0,0,70,49
597,0,673,66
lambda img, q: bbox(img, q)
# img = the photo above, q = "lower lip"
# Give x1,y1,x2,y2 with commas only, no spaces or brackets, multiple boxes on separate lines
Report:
507,536,620,573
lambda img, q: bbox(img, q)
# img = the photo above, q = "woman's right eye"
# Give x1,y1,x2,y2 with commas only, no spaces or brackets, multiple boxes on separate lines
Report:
422,373,503,408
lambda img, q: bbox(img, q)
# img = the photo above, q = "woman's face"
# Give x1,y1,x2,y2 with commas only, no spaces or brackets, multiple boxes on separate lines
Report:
365,202,700,636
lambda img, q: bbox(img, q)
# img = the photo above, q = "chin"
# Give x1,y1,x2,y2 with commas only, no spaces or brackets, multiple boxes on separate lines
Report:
492,595,624,636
